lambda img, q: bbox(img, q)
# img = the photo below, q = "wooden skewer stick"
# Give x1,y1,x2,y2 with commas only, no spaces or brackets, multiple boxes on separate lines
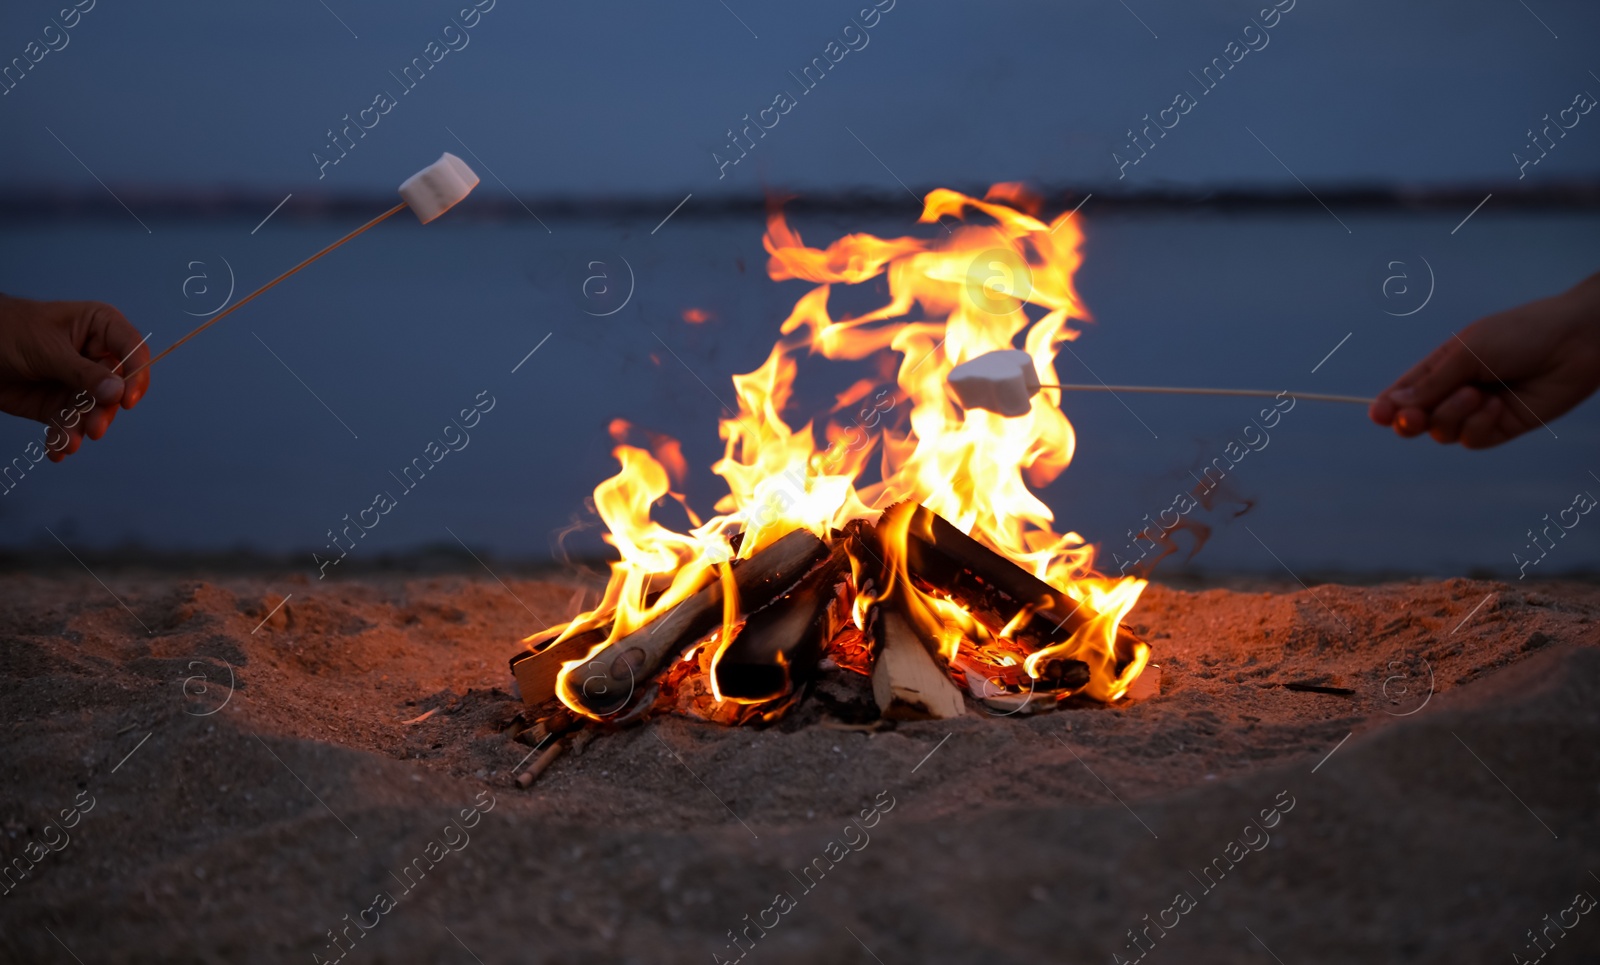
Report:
1041,384,1372,405
119,202,409,383
948,350,1374,417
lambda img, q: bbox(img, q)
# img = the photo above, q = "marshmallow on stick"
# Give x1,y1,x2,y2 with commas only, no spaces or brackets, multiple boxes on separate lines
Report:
399,152,480,223
131,153,480,377
947,350,1041,418
947,349,1372,417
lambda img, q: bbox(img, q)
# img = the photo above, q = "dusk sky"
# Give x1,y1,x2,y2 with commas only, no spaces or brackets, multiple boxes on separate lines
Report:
3,0,1598,197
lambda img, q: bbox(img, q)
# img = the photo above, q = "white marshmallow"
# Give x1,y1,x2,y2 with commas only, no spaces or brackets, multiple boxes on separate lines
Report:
947,350,1041,418
398,152,480,224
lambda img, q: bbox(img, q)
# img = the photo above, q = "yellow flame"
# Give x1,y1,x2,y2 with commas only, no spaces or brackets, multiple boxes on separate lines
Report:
540,186,1149,718
707,560,741,703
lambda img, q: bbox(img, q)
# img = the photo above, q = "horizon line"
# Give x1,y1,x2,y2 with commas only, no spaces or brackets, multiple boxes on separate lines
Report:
3,180,1598,222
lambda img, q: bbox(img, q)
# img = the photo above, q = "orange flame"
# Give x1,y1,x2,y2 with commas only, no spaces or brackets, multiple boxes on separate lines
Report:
542,186,1148,719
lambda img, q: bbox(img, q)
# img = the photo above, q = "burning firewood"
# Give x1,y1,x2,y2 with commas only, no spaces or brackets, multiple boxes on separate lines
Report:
871,604,967,720
511,626,608,707
511,579,680,707
503,187,1163,728
567,528,830,716
867,501,1142,674
713,540,851,702
514,707,581,747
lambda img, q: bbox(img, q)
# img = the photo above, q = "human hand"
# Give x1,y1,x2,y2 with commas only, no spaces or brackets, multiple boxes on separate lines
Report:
1369,273,1600,448
0,295,151,462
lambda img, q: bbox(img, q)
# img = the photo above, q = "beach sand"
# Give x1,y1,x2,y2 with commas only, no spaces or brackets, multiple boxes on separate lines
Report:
1,570,1596,964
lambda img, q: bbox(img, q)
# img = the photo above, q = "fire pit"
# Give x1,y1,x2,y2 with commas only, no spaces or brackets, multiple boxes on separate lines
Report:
511,185,1152,734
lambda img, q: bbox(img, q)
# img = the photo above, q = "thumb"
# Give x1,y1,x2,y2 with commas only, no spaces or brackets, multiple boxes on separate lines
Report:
1387,336,1482,411
40,350,125,408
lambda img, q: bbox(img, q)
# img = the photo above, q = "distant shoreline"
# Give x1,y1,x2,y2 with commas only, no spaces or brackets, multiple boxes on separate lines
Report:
3,181,1598,223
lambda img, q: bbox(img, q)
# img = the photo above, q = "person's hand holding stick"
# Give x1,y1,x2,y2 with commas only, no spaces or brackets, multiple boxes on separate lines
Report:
1370,272,1600,448
0,150,481,464
0,294,151,462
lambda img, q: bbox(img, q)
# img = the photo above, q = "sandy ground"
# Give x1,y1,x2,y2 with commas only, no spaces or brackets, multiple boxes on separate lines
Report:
0,568,1597,964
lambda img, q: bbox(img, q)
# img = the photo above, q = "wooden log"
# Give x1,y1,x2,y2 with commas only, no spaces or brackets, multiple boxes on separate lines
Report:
510,626,608,709
865,501,1141,673
514,739,565,788
509,576,688,710
572,528,831,716
872,605,967,720
514,706,581,747
713,543,850,701
881,501,1086,635
952,651,1090,695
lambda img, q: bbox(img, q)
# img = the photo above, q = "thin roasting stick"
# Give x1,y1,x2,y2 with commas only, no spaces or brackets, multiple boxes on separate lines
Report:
1043,384,1371,405
947,350,1372,417
118,202,409,382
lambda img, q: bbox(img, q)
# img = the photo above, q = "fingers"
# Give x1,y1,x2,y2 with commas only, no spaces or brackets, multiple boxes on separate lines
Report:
86,303,151,408
34,392,115,460
0,298,145,463
1393,407,1431,437
9,382,99,461
31,331,125,408
1460,397,1510,450
44,421,84,463
1376,341,1452,405
1426,385,1485,444
1371,343,1445,428
1375,337,1484,417
83,401,119,441
1374,329,1504,443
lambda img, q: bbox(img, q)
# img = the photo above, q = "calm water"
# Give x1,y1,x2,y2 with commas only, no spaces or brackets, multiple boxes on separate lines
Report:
2,208,1597,577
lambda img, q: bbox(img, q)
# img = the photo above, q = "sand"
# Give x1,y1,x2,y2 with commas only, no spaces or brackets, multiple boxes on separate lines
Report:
0,569,1597,964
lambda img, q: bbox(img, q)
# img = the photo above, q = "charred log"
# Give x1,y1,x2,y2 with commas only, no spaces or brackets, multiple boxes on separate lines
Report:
571,528,830,716
713,542,850,701
510,626,608,709
861,501,1142,674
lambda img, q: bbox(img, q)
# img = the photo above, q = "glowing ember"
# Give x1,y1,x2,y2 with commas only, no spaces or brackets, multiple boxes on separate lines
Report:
537,184,1150,721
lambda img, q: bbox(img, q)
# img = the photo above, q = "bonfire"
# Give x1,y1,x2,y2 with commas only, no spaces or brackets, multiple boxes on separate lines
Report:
511,185,1150,729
